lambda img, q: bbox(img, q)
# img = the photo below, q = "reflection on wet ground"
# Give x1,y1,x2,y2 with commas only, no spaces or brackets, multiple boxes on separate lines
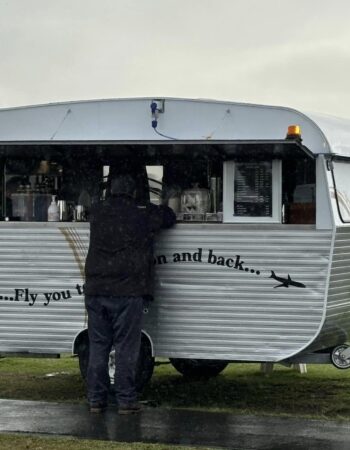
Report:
1,399,350,449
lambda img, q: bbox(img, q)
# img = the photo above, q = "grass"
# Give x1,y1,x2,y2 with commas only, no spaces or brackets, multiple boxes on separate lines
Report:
2,355,350,419
0,355,85,403
146,362,350,418
0,434,212,450
2,357,350,449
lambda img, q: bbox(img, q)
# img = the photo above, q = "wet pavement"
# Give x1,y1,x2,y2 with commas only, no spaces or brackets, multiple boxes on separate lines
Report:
1,399,350,449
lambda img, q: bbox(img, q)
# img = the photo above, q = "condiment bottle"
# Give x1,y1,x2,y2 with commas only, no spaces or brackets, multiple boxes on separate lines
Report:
48,195,59,221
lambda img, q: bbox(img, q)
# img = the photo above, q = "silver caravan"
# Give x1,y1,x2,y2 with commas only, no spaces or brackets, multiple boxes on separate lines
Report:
1,98,350,385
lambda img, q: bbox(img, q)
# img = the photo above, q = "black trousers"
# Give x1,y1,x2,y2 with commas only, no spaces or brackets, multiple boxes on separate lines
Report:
84,295,144,406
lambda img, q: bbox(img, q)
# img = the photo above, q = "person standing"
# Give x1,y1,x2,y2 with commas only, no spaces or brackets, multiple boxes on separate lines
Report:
84,174,175,414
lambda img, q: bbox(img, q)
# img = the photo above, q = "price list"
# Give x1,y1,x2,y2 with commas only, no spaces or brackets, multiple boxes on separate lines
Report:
234,162,272,216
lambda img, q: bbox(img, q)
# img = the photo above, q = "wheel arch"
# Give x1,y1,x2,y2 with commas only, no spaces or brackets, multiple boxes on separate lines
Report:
72,329,88,355
72,328,154,356
141,330,154,357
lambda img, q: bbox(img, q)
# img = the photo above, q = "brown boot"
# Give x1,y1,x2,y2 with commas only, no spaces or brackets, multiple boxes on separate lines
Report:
89,403,107,413
118,402,142,415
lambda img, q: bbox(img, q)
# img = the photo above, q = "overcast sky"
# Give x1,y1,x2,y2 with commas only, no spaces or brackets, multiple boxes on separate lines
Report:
1,0,350,117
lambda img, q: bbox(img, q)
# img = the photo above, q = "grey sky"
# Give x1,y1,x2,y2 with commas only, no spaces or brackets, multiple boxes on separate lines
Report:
1,0,350,117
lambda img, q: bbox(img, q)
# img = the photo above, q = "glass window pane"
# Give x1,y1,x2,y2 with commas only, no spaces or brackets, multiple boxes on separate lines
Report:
333,161,350,222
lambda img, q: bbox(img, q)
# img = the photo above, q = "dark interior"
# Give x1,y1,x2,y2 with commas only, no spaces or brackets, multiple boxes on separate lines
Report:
0,141,316,223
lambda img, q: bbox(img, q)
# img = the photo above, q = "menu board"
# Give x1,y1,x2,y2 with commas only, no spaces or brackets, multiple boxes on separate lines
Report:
234,162,272,217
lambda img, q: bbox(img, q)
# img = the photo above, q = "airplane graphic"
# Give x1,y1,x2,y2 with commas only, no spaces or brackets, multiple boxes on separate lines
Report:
270,271,306,288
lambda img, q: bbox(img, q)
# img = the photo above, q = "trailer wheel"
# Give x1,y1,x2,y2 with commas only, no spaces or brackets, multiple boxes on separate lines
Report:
77,340,89,380
331,344,350,369
77,333,155,392
136,334,155,391
169,358,229,379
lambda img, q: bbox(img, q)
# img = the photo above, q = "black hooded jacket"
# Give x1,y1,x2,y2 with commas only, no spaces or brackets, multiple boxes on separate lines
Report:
84,195,176,297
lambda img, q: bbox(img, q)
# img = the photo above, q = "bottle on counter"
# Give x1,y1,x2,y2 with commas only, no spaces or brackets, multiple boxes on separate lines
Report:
48,195,59,221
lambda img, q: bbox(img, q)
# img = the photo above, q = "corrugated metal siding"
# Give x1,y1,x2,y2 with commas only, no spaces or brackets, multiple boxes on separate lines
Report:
0,225,89,353
309,227,350,350
0,223,334,360
144,225,332,361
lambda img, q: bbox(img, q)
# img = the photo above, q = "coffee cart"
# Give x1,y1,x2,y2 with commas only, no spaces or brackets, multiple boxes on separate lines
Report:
0,98,350,386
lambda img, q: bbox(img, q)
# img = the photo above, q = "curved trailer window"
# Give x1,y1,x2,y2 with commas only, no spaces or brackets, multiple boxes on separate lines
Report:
333,161,350,223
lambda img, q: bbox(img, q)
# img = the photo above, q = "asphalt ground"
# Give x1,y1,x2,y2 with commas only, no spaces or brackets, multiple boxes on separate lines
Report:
1,399,350,449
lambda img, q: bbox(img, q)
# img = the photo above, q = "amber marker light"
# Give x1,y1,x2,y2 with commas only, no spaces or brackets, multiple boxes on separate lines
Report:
286,125,302,139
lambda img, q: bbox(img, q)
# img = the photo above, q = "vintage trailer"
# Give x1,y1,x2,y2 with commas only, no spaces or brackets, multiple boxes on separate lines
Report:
0,97,350,385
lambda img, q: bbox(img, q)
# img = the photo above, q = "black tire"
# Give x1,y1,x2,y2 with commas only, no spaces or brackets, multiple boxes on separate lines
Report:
77,333,155,392
135,334,155,392
169,358,229,379
77,340,89,380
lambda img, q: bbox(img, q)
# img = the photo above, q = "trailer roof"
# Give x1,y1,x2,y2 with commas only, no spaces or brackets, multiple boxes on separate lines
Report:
0,98,349,157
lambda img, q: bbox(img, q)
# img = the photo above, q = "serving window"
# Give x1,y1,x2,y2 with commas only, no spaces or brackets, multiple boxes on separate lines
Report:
0,142,315,224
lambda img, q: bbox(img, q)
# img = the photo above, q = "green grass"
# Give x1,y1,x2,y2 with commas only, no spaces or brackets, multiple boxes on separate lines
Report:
2,355,350,419
0,434,212,450
145,362,350,418
0,355,85,402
